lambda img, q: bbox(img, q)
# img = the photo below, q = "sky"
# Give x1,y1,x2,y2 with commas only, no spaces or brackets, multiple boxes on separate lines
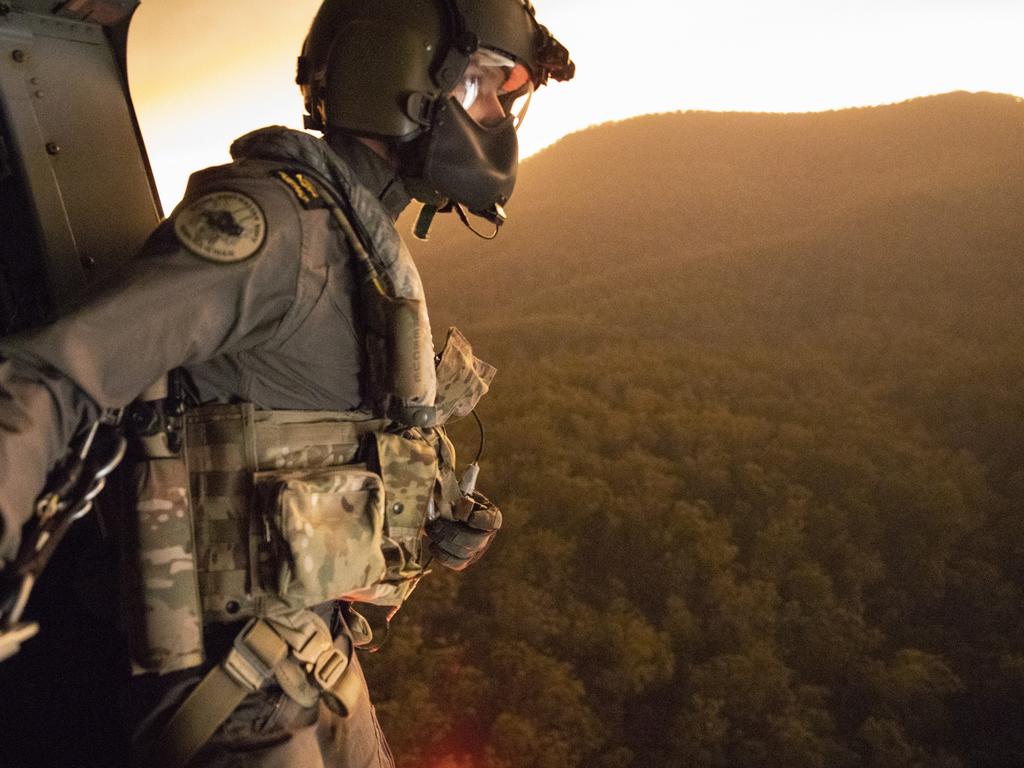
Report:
127,0,1024,209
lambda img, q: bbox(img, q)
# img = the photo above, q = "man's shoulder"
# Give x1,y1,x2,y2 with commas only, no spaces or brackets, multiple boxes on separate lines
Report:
182,156,300,206
151,154,316,269
181,153,340,220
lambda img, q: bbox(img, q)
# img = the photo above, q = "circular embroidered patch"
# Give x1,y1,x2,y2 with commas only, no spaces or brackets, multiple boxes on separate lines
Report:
173,191,267,263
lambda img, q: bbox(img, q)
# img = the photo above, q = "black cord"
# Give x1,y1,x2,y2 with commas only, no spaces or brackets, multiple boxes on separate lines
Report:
471,409,486,463
454,204,500,240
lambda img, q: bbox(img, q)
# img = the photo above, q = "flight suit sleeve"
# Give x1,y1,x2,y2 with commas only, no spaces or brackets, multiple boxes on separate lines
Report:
0,173,306,562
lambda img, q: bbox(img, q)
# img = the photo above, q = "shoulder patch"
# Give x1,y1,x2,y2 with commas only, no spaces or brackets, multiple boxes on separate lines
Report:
173,191,267,263
273,169,328,210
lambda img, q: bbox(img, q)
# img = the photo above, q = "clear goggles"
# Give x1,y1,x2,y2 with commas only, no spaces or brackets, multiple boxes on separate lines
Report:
450,48,534,129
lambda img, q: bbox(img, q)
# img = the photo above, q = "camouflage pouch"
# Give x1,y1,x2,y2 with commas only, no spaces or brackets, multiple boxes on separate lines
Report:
434,327,497,424
342,430,440,607
122,456,205,676
254,467,388,606
186,405,387,622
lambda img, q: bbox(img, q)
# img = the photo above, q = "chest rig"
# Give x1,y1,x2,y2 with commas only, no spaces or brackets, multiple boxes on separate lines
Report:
122,154,495,767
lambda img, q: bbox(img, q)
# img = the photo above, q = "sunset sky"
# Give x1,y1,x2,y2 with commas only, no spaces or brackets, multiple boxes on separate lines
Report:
127,0,1024,209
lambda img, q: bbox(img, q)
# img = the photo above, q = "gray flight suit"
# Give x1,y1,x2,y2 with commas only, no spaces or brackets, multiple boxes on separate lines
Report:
0,127,410,767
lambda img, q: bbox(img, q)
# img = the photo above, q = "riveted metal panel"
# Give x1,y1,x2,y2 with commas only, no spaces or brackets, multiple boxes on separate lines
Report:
0,0,157,331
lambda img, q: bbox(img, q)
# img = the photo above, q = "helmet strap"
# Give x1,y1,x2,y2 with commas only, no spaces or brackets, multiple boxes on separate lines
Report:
430,0,479,92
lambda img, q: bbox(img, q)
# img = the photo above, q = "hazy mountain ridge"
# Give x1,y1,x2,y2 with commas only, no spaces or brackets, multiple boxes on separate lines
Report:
412,91,1024,333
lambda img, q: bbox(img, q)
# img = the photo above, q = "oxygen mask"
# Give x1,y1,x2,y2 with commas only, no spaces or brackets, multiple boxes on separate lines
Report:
402,48,538,239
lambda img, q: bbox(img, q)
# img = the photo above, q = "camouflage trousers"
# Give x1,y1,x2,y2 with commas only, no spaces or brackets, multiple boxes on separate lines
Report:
132,611,395,768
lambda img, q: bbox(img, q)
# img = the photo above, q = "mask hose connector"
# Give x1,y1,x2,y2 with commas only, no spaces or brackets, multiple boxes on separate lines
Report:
413,204,439,241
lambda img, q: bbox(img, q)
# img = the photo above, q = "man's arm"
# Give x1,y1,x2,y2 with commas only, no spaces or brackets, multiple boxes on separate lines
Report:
0,175,306,559
0,359,100,561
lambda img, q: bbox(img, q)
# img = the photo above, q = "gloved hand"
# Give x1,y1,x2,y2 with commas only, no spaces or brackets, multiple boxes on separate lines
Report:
426,491,502,571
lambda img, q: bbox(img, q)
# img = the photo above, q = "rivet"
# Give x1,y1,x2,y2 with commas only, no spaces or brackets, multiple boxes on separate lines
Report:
11,49,25,63
34,90,43,99
45,142,60,155
392,502,404,515
30,77,39,85
225,600,241,615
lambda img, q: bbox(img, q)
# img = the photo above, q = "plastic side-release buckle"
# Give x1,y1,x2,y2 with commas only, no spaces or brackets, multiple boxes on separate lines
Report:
223,619,288,692
313,646,348,690
264,614,334,708
285,622,349,691
314,636,360,717
280,615,332,665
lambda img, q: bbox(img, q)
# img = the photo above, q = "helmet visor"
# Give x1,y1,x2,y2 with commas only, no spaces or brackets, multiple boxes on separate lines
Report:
451,48,535,130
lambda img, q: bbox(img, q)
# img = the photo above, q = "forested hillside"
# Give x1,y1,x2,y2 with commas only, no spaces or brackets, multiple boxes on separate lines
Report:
362,92,1024,768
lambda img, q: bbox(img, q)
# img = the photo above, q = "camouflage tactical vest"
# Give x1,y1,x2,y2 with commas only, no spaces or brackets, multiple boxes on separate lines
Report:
122,154,496,676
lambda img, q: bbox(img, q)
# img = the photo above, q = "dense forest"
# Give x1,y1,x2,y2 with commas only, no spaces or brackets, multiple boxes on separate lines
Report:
360,93,1024,768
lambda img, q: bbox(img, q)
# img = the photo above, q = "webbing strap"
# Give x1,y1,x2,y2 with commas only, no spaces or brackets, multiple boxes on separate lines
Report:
152,665,250,768
152,620,288,768
151,614,362,767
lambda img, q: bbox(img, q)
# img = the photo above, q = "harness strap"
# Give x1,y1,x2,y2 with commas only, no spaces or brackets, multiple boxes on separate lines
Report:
154,620,286,768
152,615,361,768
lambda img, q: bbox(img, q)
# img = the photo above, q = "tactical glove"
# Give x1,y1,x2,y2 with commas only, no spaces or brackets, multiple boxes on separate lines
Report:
426,491,502,571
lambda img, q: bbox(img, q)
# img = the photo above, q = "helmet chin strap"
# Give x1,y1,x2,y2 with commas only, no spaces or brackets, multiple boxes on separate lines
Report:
413,201,506,242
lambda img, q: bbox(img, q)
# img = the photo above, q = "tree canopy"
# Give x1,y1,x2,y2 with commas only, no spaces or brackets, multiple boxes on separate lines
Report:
363,93,1024,768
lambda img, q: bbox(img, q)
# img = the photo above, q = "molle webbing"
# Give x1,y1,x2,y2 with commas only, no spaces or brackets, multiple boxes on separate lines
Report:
186,404,386,623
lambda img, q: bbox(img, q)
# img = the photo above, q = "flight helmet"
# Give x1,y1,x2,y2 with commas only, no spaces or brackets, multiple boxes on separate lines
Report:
297,0,574,226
